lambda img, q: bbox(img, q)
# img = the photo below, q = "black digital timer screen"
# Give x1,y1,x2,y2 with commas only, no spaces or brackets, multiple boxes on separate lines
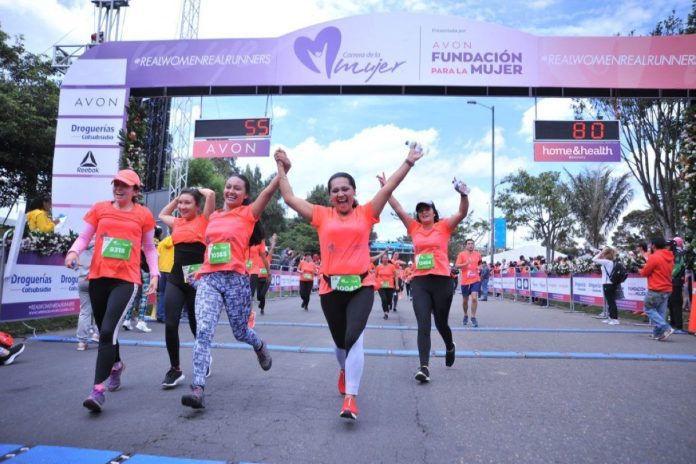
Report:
534,120,619,141
194,118,271,138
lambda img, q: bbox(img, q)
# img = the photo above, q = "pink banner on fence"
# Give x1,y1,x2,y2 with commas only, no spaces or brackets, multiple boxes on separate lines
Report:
530,272,548,298
516,272,531,297
547,275,571,303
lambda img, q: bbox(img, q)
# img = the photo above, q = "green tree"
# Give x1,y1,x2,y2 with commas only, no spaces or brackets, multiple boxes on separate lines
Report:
186,158,226,207
0,24,59,207
306,184,330,206
564,167,634,249
496,170,574,261
118,98,148,177
677,102,695,266
611,209,662,251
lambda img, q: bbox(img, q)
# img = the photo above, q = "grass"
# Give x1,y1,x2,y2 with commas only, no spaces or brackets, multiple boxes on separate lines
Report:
0,315,78,337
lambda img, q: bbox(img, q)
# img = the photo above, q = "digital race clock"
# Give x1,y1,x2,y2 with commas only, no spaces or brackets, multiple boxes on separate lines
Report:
534,120,619,141
194,118,271,139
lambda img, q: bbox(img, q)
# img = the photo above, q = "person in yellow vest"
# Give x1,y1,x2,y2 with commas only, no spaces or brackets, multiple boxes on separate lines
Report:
26,195,59,232
156,232,174,323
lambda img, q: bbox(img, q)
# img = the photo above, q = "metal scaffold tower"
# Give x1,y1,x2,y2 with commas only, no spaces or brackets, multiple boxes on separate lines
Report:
168,0,202,198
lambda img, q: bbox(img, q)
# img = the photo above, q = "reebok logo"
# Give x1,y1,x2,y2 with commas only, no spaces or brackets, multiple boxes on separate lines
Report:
77,151,99,173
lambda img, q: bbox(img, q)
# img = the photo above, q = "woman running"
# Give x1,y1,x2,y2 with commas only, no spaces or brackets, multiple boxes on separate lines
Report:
180,173,280,409
375,254,398,319
298,253,318,310
377,174,469,383
274,144,422,420
64,169,159,412
158,187,215,388
247,233,276,315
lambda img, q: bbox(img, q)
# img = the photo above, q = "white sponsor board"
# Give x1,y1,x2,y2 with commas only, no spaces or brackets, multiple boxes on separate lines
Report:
546,276,571,297
621,276,648,302
53,147,120,176
530,275,548,294
62,59,127,86
3,265,79,304
55,117,123,146
502,276,515,292
572,276,604,299
58,88,127,117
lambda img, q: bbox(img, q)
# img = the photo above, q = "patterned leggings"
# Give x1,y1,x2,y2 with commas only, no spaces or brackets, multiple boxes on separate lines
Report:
192,271,262,387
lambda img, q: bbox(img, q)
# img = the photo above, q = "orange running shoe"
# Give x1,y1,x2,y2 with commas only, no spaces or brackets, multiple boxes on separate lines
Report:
248,310,256,329
337,369,346,395
339,395,358,420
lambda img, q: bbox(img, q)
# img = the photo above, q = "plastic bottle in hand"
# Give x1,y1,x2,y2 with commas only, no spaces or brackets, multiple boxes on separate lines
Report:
452,177,470,195
404,141,423,154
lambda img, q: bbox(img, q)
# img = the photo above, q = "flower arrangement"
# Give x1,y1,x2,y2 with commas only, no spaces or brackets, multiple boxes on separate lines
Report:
20,230,78,256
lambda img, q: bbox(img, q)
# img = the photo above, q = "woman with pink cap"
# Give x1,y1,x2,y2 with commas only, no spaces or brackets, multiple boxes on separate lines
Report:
65,169,159,413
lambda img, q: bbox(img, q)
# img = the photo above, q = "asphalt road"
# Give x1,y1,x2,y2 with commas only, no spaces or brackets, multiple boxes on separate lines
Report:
1,292,695,464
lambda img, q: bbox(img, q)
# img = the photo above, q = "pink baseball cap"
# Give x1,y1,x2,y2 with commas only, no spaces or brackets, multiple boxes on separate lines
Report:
112,169,141,187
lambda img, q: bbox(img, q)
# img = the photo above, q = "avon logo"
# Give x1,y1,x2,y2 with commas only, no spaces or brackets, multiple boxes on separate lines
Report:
294,27,406,83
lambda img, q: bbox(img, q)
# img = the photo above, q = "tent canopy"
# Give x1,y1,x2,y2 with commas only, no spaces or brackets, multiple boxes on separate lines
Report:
491,245,566,264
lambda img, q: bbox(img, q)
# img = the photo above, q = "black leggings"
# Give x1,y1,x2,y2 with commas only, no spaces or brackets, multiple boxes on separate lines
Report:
411,275,455,366
320,286,374,353
299,280,313,307
250,275,269,310
378,288,395,313
602,284,618,319
88,278,139,384
164,280,197,368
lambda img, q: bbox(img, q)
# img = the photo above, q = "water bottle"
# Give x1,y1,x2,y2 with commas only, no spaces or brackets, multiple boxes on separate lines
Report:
404,141,423,154
452,177,470,195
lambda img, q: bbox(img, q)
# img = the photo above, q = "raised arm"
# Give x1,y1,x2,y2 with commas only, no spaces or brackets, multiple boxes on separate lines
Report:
376,172,413,229
274,148,314,221
199,188,216,219
158,196,178,228
250,174,282,219
370,144,424,218
446,191,470,230
370,248,387,263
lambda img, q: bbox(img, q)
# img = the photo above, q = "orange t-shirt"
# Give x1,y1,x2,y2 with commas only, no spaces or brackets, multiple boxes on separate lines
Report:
85,201,156,285
407,220,453,278
311,203,379,295
198,205,257,276
298,260,317,282
172,215,208,245
456,250,482,285
246,242,269,277
376,263,397,289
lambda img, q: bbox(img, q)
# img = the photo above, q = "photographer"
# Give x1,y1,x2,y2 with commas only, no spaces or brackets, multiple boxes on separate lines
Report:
639,237,675,341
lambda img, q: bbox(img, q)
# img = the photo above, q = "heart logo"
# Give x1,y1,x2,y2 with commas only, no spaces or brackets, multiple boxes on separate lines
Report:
294,26,341,79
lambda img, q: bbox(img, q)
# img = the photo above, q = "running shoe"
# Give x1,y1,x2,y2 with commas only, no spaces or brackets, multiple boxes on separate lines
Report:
83,387,105,412
0,343,25,365
339,396,358,420
162,368,185,388
445,343,456,367
122,319,134,331
260,308,265,315
463,315,468,326
255,342,272,371
135,320,152,333
415,365,430,383
106,361,125,392
471,317,478,328
90,333,100,342
607,319,620,325
383,312,389,320
76,341,87,351
337,369,346,395
658,327,674,341
181,385,205,409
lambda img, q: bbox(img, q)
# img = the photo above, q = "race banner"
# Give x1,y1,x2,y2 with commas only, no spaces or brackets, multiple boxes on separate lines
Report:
530,272,548,299
547,275,571,303
516,272,531,298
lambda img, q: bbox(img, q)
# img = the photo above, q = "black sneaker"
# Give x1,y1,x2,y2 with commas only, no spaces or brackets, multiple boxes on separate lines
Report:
181,385,205,409
0,343,25,365
415,365,430,383
255,341,272,371
162,368,185,388
445,343,456,367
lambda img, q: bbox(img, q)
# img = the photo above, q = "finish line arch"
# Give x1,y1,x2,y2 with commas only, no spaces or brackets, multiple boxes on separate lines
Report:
53,12,695,232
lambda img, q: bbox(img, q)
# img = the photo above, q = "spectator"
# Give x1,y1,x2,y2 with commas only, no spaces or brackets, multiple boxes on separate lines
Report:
76,242,99,350
592,247,620,325
156,231,174,323
639,237,675,341
479,261,490,301
668,237,685,331
26,195,59,233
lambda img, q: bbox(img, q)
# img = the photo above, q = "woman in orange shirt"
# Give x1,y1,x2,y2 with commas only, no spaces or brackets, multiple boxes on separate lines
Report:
180,173,281,409
375,254,398,319
246,234,277,315
378,174,469,383
274,144,422,420
65,169,159,412
158,187,215,389
298,253,318,310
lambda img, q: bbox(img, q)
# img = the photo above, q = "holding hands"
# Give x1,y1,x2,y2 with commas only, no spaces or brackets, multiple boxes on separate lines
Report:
274,148,292,172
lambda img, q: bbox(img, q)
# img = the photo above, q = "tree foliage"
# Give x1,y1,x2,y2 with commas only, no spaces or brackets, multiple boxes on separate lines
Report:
0,24,60,207
564,167,633,249
611,209,662,251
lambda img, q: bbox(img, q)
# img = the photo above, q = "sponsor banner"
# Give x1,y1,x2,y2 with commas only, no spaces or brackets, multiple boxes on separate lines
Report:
618,275,647,312
502,275,515,294
52,176,113,206
52,147,120,176
572,274,604,305
515,272,531,297
494,217,506,248
62,59,127,86
530,272,548,298
192,138,270,158
58,88,127,117
491,274,503,293
268,270,300,291
55,117,123,146
534,141,621,162
50,205,90,236
1,252,79,321
75,14,694,89
547,275,571,302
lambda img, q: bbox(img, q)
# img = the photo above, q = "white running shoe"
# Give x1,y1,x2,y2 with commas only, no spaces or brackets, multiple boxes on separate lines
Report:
122,319,134,331
607,319,620,325
135,320,152,333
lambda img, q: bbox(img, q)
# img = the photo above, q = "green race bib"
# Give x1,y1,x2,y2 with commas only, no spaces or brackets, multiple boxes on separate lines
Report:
259,268,268,275
416,253,435,270
181,263,202,285
208,243,231,264
303,273,313,280
245,259,253,269
330,275,362,292
102,237,133,260
381,280,389,288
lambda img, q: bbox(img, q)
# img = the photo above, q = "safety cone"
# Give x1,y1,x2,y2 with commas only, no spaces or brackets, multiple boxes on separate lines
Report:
689,286,696,334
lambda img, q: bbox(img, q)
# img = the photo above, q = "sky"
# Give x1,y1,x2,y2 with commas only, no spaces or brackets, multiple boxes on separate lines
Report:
0,0,691,247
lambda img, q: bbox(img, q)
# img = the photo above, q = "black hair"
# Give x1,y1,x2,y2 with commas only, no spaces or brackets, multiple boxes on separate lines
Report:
229,174,265,246
650,236,667,249
154,225,163,240
27,195,51,212
179,187,204,208
415,203,440,223
328,172,359,208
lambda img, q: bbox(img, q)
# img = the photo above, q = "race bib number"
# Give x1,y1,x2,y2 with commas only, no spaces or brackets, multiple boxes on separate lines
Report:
181,263,202,285
381,280,389,288
259,268,268,275
208,243,231,264
303,273,313,280
245,259,253,269
102,237,132,260
416,253,434,270
330,275,362,292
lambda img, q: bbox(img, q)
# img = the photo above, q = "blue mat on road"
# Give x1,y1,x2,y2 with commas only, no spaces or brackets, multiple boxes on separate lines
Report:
0,444,23,455
127,454,226,464
3,445,121,463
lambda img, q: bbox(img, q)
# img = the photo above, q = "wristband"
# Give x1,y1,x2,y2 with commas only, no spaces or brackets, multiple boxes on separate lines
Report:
405,159,415,167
